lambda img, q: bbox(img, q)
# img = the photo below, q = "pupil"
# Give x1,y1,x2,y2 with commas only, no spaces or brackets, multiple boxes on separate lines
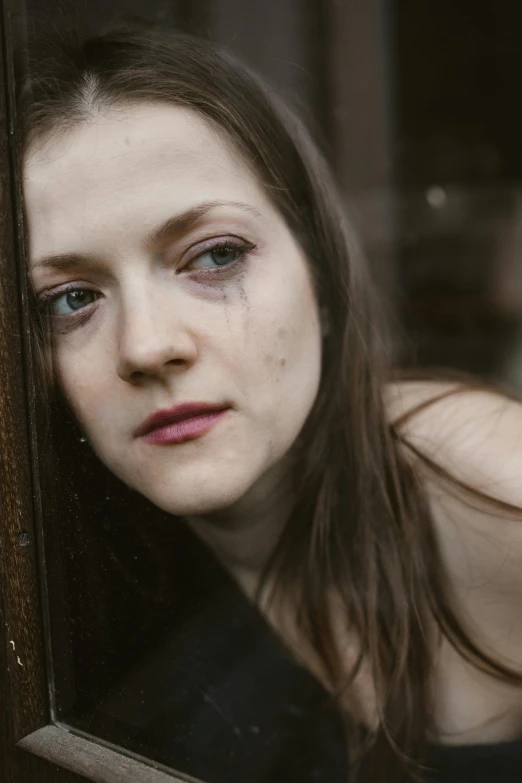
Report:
211,246,236,265
67,291,91,311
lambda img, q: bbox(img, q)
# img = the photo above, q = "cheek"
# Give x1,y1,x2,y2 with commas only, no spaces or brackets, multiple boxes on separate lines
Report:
262,321,318,383
54,348,85,414
56,371,97,433
267,271,321,370
54,343,112,434
245,272,322,421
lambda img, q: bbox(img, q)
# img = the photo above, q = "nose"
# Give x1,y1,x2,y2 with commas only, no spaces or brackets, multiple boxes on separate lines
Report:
116,286,198,383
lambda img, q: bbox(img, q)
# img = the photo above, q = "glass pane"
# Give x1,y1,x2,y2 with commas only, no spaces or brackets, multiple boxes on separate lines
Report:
17,1,522,782
394,1,522,387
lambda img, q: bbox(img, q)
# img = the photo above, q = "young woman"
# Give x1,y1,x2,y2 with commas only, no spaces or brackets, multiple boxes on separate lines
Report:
18,24,522,783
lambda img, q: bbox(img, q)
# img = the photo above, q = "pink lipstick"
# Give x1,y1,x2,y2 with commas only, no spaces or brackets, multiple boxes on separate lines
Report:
134,402,230,445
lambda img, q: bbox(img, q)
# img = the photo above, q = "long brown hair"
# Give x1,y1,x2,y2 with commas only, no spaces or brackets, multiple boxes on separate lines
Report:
16,24,522,782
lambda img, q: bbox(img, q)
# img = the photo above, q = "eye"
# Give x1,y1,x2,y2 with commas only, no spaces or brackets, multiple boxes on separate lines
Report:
188,242,250,271
45,288,99,317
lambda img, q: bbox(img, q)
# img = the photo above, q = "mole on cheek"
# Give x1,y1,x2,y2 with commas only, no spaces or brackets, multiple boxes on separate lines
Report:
263,351,286,370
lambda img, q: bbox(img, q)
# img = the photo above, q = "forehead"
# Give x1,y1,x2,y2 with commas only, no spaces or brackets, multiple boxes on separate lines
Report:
23,103,265,259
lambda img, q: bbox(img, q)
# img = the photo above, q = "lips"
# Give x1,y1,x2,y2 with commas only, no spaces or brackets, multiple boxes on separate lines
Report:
134,402,230,439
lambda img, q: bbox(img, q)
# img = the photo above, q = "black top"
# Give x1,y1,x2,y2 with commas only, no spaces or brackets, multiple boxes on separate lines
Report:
427,740,522,783
62,524,522,783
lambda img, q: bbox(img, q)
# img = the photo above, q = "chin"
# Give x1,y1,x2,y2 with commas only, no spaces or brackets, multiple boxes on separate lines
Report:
139,476,255,518
103,443,278,519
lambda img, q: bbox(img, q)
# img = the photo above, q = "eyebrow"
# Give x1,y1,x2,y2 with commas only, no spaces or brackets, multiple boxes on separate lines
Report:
31,199,263,272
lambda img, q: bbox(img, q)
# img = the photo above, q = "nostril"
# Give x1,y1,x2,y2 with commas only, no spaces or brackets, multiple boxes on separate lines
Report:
118,337,197,381
127,357,187,381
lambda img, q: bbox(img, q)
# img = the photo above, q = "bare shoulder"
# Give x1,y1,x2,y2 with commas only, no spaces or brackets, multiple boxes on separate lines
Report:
385,380,522,668
384,379,522,508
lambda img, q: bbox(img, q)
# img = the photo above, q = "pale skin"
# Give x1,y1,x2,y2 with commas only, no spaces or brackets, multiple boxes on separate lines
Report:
24,103,522,745
25,104,323,588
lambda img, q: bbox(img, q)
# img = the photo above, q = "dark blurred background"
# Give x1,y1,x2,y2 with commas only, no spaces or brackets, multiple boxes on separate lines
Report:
23,0,522,387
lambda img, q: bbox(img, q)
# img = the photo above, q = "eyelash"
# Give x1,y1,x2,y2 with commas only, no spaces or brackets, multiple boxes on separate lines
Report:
37,237,256,332
183,237,255,276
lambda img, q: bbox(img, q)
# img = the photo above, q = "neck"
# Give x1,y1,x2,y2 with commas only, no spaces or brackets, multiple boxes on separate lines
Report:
186,456,295,599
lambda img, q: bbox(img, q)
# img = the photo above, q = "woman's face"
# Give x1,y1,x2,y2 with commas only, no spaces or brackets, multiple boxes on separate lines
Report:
24,103,322,516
